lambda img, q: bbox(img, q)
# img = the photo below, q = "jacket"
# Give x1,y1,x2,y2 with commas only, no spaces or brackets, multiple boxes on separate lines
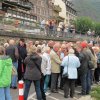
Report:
17,44,27,61
24,53,42,81
50,50,61,73
42,53,51,75
62,54,80,79
78,48,92,75
0,56,12,87
6,45,19,62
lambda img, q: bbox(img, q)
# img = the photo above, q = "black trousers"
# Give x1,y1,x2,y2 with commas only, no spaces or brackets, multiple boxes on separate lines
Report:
63,78,75,98
51,73,59,91
18,60,26,80
60,66,64,89
94,64,100,82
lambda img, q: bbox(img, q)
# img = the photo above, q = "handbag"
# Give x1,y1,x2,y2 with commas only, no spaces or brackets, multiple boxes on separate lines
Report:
62,56,69,78
12,66,17,75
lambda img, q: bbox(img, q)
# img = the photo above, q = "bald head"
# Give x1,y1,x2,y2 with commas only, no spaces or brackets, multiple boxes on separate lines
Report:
53,43,61,52
48,40,55,48
61,44,66,52
9,39,15,45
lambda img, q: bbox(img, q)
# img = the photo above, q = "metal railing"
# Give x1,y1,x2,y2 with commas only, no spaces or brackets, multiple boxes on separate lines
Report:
0,17,97,41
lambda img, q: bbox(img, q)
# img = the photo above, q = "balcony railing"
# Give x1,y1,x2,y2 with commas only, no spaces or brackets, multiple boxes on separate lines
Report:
3,0,33,10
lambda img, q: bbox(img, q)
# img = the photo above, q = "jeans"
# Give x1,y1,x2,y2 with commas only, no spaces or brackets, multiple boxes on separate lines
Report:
0,87,12,100
80,69,91,94
24,80,42,100
11,62,18,87
44,75,50,92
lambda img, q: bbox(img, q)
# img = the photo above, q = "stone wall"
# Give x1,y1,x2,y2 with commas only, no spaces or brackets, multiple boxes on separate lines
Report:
0,30,78,44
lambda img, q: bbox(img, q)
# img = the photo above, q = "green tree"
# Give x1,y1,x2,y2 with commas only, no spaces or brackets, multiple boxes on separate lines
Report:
73,17,93,34
94,22,100,35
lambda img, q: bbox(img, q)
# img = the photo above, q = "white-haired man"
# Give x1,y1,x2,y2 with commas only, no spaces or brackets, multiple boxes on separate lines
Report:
50,43,61,93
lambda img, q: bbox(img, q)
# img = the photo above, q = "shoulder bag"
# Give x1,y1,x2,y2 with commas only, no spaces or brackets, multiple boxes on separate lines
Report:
62,56,69,78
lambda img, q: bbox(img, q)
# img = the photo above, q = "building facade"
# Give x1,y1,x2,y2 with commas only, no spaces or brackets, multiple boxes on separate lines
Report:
30,0,53,22
0,0,37,31
64,0,77,24
52,0,66,24
53,0,77,25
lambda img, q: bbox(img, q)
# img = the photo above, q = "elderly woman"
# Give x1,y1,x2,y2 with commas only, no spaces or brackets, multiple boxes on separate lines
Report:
24,46,42,100
43,47,51,94
0,46,12,100
61,49,80,98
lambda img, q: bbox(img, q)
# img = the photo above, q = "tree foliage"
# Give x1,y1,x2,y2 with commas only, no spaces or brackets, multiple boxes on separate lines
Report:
74,17,93,34
94,22,100,35
73,17,100,35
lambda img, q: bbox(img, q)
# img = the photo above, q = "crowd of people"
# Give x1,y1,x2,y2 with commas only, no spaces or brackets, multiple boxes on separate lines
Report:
0,39,100,100
40,20,74,36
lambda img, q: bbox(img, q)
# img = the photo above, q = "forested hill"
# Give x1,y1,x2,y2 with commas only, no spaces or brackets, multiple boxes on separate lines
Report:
72,0,100,22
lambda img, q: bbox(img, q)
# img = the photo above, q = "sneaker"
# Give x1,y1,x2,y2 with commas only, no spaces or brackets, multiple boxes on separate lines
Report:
45,92,51,96
51,89,58,93
64,95,68,98
11,86,17,89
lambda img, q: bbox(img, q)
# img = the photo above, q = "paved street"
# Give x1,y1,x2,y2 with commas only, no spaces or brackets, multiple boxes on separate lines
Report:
11,84,83,100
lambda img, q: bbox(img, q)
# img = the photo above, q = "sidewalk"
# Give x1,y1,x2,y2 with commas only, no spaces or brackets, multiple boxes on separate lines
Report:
78,95,92,100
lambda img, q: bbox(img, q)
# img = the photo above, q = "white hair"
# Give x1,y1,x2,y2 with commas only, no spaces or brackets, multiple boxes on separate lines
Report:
44,47,50,53
68,49,75,54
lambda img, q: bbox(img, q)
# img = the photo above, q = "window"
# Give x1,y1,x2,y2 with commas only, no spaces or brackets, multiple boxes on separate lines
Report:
31,4,35,12
37,0,41,6
37,16,40,22
34,5,36,13
17,12,21,18
7,9,12,14
12,10,17,15
41,1,44,6
49,9,52,16
37,8,41,14
42,9,46,15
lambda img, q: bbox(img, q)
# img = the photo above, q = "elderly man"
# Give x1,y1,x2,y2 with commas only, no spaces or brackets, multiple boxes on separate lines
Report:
50,43,61,93
79,42,94,95
6,39,19,89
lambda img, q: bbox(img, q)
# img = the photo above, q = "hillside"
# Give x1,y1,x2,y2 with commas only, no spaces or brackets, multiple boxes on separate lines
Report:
72,0,100,22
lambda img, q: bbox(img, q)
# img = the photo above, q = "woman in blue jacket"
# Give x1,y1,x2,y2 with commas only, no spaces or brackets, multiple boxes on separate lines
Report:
61,49,80,98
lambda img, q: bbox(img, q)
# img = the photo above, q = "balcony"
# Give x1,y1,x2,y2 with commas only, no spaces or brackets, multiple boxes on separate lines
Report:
53,5,61,12
3,0,33,10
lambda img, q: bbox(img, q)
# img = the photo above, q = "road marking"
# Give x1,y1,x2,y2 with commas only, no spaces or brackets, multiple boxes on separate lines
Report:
48,95,60,100
75,90,80,94
28,90,79,100
58,91,64,95
28,93,36,100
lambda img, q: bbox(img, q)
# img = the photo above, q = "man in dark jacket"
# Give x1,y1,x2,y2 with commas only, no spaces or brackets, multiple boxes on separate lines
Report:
6,39,19,89
78,42,93,95
17,39,27,80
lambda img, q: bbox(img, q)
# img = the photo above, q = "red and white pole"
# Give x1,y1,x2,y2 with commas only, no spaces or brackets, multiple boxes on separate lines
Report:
18,80,24,100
